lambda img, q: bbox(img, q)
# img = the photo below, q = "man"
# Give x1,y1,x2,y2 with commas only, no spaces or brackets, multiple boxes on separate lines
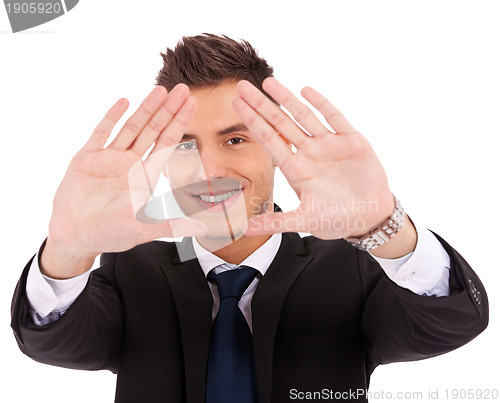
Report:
11,34,488,402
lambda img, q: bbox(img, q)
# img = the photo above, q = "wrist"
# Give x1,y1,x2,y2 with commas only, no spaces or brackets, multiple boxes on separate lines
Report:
345,192,395,238
369,213,417,259
40,237,97,279
344,193,404,251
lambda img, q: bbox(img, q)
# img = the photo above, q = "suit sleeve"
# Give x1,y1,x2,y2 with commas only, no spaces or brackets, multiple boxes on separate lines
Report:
359,231,488,373
11,250,123,373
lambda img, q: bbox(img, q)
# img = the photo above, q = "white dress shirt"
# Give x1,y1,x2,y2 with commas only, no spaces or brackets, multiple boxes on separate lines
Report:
26,221,451,327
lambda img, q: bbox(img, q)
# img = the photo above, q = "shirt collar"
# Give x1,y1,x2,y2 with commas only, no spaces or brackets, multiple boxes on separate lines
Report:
192,233,282,278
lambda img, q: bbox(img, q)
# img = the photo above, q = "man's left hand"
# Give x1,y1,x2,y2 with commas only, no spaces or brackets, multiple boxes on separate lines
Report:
233,77,394,240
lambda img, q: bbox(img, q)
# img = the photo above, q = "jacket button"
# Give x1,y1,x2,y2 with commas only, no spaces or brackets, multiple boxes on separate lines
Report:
468,279,480,304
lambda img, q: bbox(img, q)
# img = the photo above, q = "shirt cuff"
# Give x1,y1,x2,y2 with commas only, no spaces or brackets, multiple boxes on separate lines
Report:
26,252,92,318
369,221,451,297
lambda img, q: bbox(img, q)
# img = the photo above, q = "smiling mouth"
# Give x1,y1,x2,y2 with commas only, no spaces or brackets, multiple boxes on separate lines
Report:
197,189,242,204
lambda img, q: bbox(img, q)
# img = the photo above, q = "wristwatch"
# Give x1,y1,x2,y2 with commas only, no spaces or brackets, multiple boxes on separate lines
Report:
345,195,405,251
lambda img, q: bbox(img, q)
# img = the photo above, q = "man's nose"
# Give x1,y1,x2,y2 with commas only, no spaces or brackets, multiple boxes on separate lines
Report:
195,148,228,181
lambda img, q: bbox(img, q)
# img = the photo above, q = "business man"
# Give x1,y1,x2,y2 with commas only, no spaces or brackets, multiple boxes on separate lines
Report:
12,34,488,403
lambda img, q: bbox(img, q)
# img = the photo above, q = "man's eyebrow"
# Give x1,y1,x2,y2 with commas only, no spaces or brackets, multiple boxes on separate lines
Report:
216,123,249,136
180,134,197,141
181,123,250,141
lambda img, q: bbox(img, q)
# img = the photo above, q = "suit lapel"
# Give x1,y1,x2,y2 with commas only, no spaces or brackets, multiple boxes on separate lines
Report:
160,230,313,403
161,237,213,403
252,232,313,403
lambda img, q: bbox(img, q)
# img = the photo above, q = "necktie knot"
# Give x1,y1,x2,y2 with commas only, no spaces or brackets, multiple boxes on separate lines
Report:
209,265,258,301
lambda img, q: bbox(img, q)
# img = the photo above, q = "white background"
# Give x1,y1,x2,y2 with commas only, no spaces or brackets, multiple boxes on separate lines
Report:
1,0,498,401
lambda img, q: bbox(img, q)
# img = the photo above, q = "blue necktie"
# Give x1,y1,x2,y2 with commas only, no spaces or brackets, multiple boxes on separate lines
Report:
206,265,259,403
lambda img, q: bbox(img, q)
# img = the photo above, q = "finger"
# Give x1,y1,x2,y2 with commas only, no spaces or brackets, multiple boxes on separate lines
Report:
300,87,357,135
232,97,293,169
149,95,197,155
244,211,304,236
236,80,307,147
262,77,330,137
83,98,129,151
140,96,198,189
137,217,208,241
109,86,168,150
130,84,190,156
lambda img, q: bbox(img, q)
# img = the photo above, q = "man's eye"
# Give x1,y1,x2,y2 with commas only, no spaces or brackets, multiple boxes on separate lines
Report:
175,141,198,151
226,137,244,145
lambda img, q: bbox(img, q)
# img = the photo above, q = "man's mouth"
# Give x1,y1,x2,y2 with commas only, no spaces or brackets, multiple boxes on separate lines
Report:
196,188,242,204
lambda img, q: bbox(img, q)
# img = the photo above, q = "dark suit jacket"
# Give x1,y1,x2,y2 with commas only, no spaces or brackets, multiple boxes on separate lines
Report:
11,232,488,402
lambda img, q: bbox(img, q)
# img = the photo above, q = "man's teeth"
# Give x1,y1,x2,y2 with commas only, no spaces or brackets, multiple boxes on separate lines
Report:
199,189,241,203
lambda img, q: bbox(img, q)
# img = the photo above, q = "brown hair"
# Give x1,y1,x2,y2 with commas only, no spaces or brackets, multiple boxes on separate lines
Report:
155,33,276,102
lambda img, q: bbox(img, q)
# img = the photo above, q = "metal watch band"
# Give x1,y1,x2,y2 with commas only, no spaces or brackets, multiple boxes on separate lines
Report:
345,195,405,251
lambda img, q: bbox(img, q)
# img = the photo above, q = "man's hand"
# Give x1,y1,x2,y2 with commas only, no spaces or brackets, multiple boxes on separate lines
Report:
233,78,398,242
42,85,206,279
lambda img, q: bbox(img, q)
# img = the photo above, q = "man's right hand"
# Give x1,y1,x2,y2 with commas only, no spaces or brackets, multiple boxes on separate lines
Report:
41,84,206,279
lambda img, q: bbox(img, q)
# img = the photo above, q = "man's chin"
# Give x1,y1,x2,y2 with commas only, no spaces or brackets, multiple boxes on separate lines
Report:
193,221,247,251
202,220,246,239
202,228,245,241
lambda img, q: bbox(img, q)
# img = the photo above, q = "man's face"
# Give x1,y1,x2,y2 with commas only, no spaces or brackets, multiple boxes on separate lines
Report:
164,81,275,245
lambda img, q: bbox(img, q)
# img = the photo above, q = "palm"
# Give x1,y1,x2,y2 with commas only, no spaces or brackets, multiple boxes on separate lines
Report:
47,85,206,258
234,78,393,239
50,149,143,254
